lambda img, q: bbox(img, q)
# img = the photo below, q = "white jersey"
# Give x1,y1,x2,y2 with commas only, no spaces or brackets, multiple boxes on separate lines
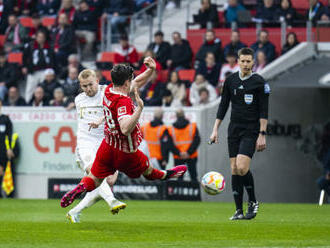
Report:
75,85,106,146
75,85,106,170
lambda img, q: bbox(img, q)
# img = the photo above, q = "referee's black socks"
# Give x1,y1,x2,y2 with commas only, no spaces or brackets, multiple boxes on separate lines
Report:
231,175,243,210
242,170,256,203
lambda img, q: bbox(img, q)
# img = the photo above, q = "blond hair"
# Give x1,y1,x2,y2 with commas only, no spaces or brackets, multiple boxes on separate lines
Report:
78,69,96,82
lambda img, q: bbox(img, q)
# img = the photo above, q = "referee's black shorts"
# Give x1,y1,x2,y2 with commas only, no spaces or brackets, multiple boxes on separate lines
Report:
227,122,259,159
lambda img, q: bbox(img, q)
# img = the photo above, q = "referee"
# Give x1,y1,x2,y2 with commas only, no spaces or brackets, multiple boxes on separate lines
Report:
209,47,270,220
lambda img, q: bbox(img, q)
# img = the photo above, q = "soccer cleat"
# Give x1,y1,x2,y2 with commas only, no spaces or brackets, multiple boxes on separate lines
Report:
60,183,86,208
229,209,245,220
245,201,259,220
110,199,127,215
165,165,187,179
66,211,80,223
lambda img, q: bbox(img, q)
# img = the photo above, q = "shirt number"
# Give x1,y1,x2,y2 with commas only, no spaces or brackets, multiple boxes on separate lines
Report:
103,106,115,130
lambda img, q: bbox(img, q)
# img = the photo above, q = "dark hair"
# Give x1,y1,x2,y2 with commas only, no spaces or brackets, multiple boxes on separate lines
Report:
169,71,182,85
163,89,172,97
198,87,209,95
238,47,254,58
154,31,164,37
286,32,299,44
0,51,6,57
111,64,134,86
226,51,237,58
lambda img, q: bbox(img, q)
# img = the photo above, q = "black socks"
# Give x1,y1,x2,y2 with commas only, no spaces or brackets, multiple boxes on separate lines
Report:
231,175,243,210
242,170,256,203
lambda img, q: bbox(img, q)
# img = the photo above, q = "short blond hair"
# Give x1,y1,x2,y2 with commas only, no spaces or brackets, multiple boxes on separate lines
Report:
78,69,96,82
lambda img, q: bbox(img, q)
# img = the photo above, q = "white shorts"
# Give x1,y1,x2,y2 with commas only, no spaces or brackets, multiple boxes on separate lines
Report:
75,140,102,172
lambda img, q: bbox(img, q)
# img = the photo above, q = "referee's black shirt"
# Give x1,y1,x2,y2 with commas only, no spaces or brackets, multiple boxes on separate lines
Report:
216,71,270,123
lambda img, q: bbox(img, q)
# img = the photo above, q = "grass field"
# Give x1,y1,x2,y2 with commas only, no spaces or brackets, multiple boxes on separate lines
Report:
0,199,329,248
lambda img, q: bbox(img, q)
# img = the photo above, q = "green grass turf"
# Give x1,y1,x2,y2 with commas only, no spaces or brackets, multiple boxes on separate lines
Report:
0,200,329,248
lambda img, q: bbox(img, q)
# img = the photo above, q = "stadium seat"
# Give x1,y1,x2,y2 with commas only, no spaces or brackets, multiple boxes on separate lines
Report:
159,70,169,82
42,17,56,27
99,52,116,63
8,52,23,65
19,17,33,28
178,69,195,82
187,28,317,57
0,35,5,47
102,70,112,81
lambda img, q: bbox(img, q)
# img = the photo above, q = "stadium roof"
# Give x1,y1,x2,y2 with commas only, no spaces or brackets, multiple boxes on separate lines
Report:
272,56,330,88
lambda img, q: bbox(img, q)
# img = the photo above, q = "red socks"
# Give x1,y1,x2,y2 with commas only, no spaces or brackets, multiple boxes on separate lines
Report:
144,168,166,180
80,176,96,192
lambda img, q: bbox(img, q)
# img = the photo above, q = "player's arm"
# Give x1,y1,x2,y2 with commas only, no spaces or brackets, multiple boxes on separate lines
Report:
209,78,230,144
88,116,105,131
256,81,270,152
130,57,156,91
119,88,144,136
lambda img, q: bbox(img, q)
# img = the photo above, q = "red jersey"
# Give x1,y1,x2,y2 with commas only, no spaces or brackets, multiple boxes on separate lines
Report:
103,84,143,153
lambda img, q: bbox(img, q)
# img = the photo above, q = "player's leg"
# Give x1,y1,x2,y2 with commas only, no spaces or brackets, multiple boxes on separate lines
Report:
98,172,127,214
61,140,113,208
237,135,259,220
229,157,244,220
228,123,245,220
121,149,187,180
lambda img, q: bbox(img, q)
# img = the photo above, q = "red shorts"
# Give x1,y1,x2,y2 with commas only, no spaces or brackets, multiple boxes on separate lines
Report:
91,139,150,179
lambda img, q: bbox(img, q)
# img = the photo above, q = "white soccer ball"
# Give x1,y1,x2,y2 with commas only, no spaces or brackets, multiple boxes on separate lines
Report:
201,171,226,195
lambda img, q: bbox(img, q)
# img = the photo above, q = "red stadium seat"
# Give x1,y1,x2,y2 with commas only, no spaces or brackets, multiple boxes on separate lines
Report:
19,17,33,28
0,35,5,47
218,11,225,24
102,70,112,81
8,52,23,65
159,70,169,82
178,69,195,82
187,27,317,58
42,17,56,27
99,52,116,62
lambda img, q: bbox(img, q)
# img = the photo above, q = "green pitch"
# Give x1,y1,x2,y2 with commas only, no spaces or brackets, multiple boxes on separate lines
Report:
0,199,329,248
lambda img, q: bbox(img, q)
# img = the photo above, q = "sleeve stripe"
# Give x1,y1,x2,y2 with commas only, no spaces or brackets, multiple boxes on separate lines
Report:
118,114,132,121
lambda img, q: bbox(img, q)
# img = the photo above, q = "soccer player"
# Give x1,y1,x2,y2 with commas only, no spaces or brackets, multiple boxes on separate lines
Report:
61,58,187,208
209,47,270,220
66,69,126,223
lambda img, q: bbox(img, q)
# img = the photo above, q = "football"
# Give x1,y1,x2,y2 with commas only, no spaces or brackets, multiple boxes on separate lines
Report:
201,171,226,195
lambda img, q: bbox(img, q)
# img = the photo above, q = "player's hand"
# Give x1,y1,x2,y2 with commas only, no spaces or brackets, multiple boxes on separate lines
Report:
134,87,144,109
88,122,100,131
209,130,219,144
256,134,266,152
144,57,156,70
7,149,15,160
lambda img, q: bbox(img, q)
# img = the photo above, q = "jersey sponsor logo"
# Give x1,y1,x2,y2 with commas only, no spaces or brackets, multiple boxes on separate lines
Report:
118,106,127,116
244,94,253,104
264,83,271,94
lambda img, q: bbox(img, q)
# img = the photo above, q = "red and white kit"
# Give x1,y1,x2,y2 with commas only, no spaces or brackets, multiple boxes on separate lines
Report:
91,84,149,179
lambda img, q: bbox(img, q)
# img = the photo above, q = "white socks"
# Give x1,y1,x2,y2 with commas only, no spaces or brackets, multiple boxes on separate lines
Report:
98,179,116,206
69,178,116,214
69,188,101,214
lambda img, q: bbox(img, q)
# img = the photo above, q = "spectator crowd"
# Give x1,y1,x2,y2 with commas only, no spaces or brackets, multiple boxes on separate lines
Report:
0,0,328,108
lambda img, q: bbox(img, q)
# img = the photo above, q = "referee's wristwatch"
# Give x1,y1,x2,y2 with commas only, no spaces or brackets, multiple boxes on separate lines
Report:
259,130,267,136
